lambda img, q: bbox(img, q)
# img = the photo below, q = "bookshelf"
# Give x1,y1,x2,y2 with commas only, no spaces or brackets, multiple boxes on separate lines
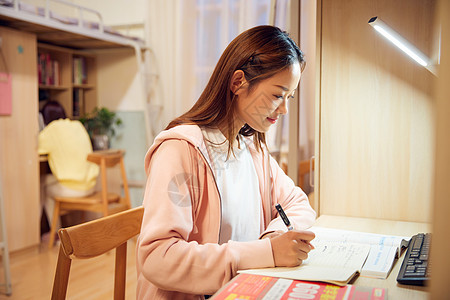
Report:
37,43,97,119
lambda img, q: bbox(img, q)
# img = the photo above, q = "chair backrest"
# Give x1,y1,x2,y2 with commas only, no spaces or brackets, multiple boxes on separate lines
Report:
51,206,144,300
298,158,315,191
280,158,315,191
87,150,131,214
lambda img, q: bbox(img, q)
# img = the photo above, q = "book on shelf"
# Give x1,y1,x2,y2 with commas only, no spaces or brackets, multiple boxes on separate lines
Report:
53,60,59,86
72,88,83,117
73,57,87,85
239,227,409,286
212,273,387,300
37,52,60,86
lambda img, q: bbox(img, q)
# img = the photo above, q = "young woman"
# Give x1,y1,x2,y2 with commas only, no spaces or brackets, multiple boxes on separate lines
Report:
136,25,316,299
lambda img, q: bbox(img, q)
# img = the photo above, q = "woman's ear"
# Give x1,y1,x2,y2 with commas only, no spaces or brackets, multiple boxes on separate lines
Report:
230,70,246,94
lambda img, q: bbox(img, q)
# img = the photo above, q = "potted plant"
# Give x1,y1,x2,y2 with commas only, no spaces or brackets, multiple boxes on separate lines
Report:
79,107,122,150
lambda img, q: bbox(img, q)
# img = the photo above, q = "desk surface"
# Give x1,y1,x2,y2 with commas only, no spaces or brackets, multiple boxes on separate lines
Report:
314,215,431,300
214,215,431,299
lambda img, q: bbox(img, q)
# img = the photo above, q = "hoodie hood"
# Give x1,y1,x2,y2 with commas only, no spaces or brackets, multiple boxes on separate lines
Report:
144,124,263,174
144,124,207,174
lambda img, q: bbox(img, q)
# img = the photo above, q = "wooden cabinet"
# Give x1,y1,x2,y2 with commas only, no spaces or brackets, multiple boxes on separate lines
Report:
38,43,97,118
430,1,450,297
0,26,40,252
315,0,435,223
0,28,100,253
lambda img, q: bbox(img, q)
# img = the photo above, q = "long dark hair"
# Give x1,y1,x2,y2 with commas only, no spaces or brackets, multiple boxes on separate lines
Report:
166,25,305,153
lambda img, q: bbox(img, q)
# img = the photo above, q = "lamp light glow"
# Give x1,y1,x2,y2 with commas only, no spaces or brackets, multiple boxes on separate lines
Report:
368,16,432,70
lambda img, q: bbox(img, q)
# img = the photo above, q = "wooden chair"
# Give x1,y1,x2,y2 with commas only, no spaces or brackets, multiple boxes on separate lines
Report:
281,158,316,210
51,206,144,300
48,149,131,248
281,158,315,191
298,158,315,191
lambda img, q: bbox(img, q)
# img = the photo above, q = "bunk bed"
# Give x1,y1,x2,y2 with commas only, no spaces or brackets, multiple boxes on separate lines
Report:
0,0,153,144
0,0,145,49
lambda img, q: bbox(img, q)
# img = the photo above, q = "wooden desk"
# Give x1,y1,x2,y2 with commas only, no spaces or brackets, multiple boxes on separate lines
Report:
314,215,431,300
214,215,431,299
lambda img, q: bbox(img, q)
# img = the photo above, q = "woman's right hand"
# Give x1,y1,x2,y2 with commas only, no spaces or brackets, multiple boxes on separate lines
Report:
269,230,315,267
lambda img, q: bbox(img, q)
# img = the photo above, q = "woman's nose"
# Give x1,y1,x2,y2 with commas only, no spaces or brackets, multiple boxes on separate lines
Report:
276,99,288,115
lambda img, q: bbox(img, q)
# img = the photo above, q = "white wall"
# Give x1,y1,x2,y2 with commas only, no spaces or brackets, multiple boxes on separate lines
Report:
299,0,316,162
94,48,144,111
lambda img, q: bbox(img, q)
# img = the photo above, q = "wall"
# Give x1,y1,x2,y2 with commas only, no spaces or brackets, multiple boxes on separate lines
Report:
298,0,317,195
93,49,148,207
299,0,317,164
317,0,436,222
110,110,147,208
95,48,144,111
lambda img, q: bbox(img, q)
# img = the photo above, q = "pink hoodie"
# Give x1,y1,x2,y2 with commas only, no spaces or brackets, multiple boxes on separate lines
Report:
136,125,316,299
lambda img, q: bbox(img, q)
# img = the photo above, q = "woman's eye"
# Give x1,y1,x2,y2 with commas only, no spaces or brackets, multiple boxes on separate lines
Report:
273,95,283,100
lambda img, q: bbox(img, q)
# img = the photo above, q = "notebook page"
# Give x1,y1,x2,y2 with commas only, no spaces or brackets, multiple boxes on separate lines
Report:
310,226,410,279
310,226,408,251
239,240,370,284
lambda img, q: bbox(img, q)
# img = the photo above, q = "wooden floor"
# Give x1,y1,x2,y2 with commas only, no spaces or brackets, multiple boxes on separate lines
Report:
0,238,137,300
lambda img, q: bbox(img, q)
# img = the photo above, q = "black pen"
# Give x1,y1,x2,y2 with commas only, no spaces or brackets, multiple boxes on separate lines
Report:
275,203,315,249
275,204,294,231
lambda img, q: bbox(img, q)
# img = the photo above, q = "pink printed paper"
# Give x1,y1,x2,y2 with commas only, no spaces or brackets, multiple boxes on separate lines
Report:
0,72,12,115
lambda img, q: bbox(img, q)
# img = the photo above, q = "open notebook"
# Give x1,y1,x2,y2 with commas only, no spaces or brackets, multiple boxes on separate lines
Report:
239,227,409,286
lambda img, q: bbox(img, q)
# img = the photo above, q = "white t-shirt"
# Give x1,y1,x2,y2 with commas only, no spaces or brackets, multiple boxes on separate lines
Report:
201,128,262,244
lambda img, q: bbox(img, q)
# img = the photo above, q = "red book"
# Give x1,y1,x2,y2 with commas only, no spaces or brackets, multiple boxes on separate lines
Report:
212,273,387,300
46,53,52,85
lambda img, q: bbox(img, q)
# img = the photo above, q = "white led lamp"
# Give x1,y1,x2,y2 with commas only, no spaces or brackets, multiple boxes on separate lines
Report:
368,16,436,75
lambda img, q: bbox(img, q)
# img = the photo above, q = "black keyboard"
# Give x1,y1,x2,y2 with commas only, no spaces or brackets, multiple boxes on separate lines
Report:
397,233,431,286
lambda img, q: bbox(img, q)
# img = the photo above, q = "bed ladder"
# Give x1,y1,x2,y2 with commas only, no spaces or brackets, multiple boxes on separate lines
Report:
0,169,12,295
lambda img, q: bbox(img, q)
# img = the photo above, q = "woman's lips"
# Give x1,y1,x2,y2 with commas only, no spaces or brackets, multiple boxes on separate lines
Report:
267,117,278,124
